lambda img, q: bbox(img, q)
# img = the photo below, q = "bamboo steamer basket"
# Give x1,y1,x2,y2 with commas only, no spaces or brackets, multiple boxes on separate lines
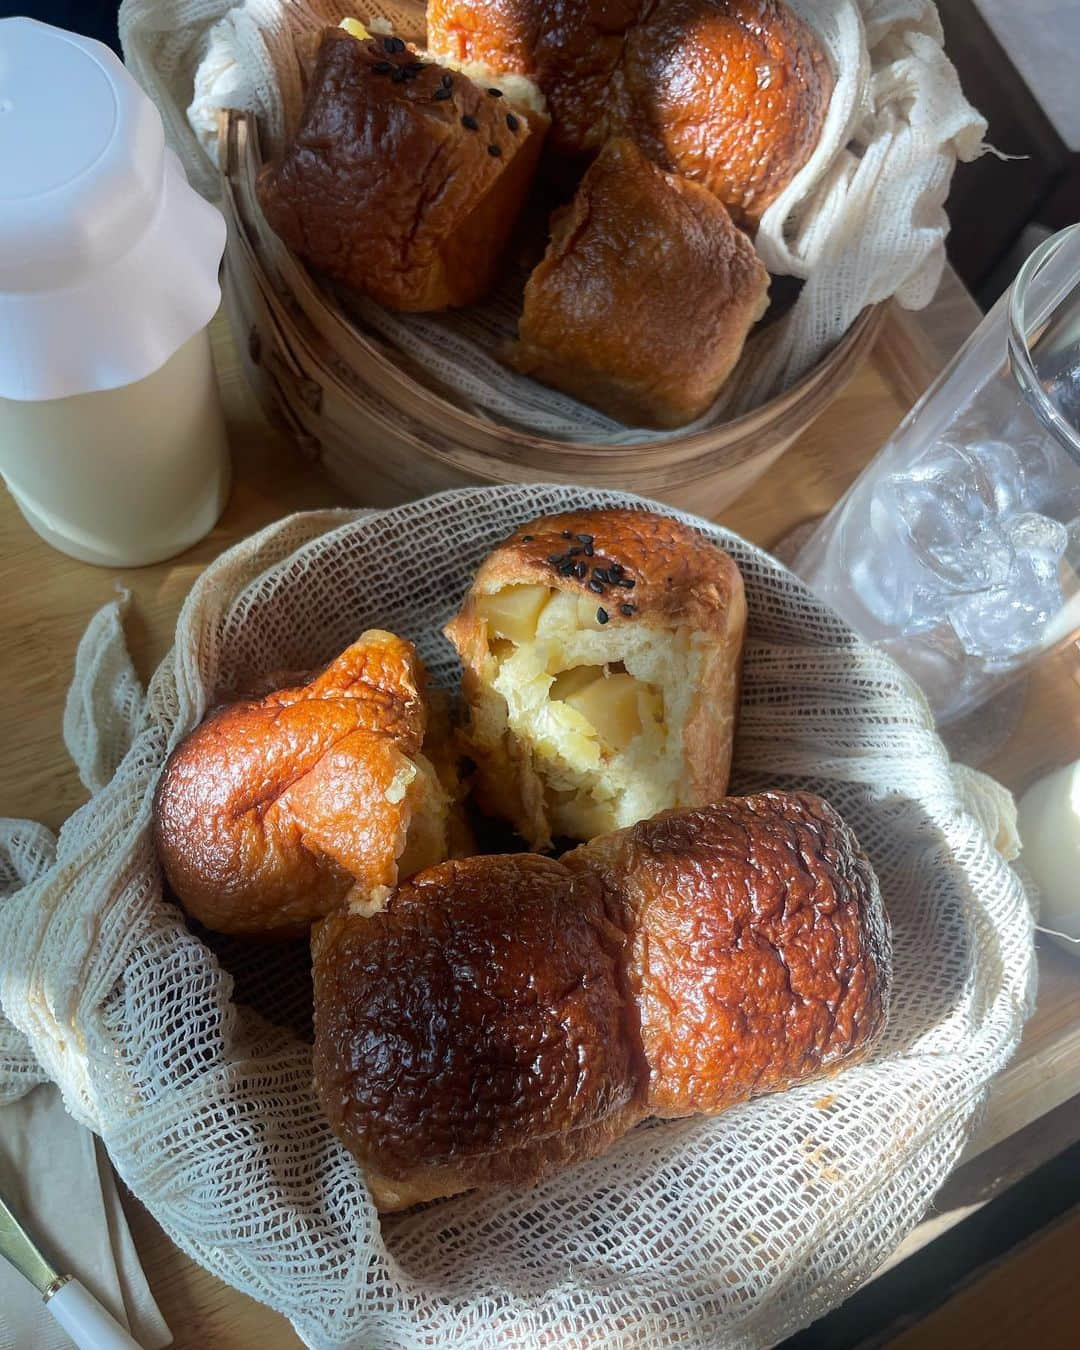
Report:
218,108,885,513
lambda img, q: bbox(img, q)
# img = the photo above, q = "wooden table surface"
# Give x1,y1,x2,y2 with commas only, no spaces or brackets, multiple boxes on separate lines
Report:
2,295,1078,1348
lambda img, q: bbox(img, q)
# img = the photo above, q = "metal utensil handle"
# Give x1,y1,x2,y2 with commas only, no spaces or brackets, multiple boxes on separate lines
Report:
46,1276,143,1349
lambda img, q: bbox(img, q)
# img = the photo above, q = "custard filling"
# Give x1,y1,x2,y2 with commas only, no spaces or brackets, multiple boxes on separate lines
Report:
473,585,703,839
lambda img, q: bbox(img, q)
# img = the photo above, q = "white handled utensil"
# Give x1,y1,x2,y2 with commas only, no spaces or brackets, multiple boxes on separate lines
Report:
0,1187,142,1349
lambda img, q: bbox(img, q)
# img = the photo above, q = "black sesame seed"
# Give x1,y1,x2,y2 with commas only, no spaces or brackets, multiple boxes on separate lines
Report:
615,577,635,589
597,607,610,624
406,60,424,71
592,566,611,583
433,85,452,100
487,144,502,157
461,113,479,130
487,87,503,97
372,60,393,73
619,604,635,617
558,560,575,576
573,561,587,579
442,72,454,87
575,533,594,545
609,561,624,575
587,579,605,594
567,546,583,557
383,36,406,53
583,541,594,556
506,112,520,132
391,66,407,82
548,552,568,565
521,534,533,541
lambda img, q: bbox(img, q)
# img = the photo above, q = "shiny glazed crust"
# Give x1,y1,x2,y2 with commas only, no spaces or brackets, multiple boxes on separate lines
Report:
312,792,890,1209
444,507,746,847
426,0,833,226
256,28,548,311
507,139,770,427
312,854,641,1209
568,792,892,1116
153,630,449,935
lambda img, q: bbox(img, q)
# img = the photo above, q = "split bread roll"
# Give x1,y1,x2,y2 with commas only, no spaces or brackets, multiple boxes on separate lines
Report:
312,791,891,1211
506,138,770,427
426,0,833,227
153,630,460,935
444,508,746,849
256,25,548,311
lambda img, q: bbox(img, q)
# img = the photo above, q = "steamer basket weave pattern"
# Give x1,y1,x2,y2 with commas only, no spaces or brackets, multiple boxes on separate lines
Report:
0,486,1034,1348
119,0,987,440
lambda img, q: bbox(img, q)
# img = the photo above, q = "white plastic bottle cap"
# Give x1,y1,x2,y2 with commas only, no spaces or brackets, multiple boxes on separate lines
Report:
0,17,226,401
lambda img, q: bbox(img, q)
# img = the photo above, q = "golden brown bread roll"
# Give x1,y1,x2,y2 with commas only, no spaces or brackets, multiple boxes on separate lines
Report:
444,507,746,850
312,791,891,1210
153,630,458,935
256,26,548,311
565,794,891,1117
506,138,770,427
426,0,833,226
312,852,639,1209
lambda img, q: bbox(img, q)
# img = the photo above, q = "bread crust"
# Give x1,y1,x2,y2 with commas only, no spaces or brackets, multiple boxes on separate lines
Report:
312,792,890,1209
153,631,448,935
444,507,746,847
312,853,641,1209
256,27,548,311
427,0,833,226
568,792,892,1116
507,138,770,427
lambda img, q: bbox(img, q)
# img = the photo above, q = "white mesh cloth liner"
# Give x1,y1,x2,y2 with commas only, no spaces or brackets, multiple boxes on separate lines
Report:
0,486,1035,1348
118,0,987,442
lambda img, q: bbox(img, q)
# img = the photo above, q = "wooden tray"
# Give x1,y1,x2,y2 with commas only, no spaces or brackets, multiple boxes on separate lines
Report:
219,109,886,514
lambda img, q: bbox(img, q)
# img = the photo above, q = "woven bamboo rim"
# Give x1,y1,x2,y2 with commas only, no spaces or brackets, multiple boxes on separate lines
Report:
220,109,885,492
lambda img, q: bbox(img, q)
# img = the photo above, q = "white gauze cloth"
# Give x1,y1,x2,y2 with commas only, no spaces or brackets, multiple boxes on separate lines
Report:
0,485,1035,1348
118,0,987,443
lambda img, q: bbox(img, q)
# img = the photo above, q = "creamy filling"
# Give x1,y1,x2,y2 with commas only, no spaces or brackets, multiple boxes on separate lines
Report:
396,752,449,880
475,585,703,838
349,751,449,916
339,14,547,116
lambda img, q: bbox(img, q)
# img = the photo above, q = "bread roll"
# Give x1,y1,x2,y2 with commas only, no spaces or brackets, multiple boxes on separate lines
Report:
566,793,891,1118
153,630,458,935
506,138,770,427
444,507,746,850
312,791,890,1210
256,26,548,311
426,0,833,226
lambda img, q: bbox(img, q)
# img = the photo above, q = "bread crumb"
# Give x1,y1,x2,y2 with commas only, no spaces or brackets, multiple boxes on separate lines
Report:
421,51,548,117
348,884,391,916
385,761,417,804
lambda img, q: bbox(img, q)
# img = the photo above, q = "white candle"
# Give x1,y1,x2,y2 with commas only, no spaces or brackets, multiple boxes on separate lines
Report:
1017,758,1080,956
0,19,230,568
0,331,229,567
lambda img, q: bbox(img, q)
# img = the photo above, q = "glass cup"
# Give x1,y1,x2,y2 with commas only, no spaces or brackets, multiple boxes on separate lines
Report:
794,224,1080,725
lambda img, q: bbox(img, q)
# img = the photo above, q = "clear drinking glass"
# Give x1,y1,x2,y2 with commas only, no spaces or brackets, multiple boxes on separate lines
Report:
794,224,1080,725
